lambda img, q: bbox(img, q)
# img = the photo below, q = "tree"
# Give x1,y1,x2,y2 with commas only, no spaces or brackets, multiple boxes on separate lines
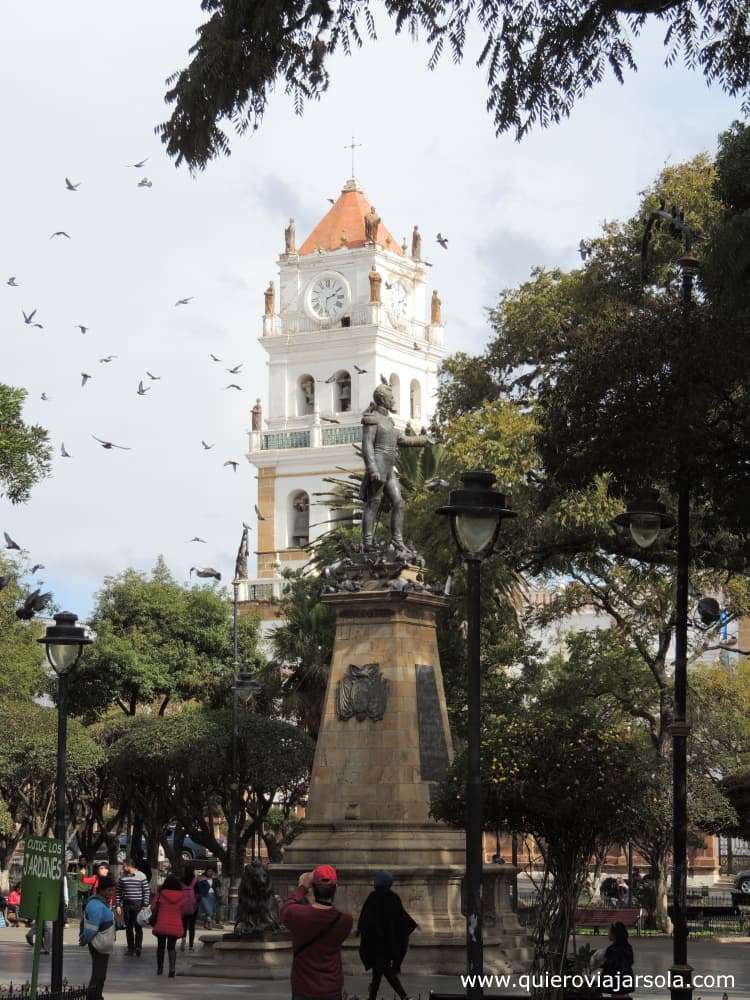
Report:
0,556,47,702
158,1,750,171
0,384,51,503
67,557,262,720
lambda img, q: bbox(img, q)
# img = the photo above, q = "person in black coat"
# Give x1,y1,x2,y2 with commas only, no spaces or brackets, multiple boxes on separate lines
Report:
357,871,417,1000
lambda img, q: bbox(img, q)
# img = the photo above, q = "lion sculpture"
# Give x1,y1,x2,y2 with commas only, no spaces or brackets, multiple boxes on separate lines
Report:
231,859,282,938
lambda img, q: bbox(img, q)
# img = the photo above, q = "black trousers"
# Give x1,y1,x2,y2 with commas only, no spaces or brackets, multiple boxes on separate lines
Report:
87,943,109,1000
123,905,143,952
369,965,407,1000
156,934,178,971
182,911,197,947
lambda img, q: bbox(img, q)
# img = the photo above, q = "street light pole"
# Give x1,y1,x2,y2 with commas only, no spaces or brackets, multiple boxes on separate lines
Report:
228,579,240,921
52,672,68,992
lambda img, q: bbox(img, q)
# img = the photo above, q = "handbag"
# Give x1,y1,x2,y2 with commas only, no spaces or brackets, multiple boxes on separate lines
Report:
90,922,116,954
136,905,153,928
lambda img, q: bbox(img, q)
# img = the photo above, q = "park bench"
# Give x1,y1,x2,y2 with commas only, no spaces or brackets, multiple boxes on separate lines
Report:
574,906,641,935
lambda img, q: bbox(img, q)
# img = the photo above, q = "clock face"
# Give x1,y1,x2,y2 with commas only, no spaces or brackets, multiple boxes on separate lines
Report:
388,280,408,318
307,273,349,321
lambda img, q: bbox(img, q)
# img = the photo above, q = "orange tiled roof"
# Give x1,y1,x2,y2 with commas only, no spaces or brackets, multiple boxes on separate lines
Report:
298,179,404,257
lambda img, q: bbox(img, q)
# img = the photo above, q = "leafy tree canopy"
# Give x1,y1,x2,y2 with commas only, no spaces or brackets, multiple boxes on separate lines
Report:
0,384,51,504
0,557,47,702
158,1,750,170
67,556,262,720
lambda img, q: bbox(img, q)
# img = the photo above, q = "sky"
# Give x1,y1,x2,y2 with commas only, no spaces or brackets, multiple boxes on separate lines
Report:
1,2,744,617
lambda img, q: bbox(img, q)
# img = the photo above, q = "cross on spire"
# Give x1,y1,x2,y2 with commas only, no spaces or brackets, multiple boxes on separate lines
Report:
345,135,362,179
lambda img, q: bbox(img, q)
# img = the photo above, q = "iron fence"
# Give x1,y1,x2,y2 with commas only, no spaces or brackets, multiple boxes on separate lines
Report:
0,986,88,1000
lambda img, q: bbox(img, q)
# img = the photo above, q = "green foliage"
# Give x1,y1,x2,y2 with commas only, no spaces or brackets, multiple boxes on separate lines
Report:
158,1,750,170
0,384,51,504
68,556,262,719
0,557,47,702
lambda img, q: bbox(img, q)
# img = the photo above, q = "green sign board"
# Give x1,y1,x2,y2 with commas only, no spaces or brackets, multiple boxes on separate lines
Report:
20,836,64,921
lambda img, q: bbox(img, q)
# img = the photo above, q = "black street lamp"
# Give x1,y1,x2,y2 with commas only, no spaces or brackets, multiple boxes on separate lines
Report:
438,471,515,1000
38,612,92,993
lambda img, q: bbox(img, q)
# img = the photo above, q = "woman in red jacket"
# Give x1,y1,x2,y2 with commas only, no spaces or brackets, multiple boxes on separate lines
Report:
151,874,185,977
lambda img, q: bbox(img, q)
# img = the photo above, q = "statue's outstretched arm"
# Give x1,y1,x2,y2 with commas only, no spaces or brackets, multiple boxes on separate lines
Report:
397,433,430,448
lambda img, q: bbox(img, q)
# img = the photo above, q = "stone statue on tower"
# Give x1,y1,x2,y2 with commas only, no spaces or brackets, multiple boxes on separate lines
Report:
264,281,275,316
284,218,296,254
411,225,422,260
364,206,381,244
251,398,263,431
431,289,442,325
368,266,382,304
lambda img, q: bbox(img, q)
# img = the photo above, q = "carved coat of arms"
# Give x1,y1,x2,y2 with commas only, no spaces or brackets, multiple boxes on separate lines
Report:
335,663,388,722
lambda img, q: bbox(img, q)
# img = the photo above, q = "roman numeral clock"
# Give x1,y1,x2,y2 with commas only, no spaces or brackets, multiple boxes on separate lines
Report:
307,271,350,322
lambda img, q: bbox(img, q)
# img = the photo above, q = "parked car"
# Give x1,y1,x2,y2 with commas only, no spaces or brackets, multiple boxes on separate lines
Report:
734,871,750,894
70,828,223,864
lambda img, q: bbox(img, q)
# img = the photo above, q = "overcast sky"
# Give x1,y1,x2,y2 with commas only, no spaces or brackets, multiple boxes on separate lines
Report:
1,2,743,617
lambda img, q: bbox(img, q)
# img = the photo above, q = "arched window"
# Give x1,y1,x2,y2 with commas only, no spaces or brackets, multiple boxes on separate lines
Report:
288,491,310,548
297,375,315,416
334,370,351,413
410,379,422,420
389,374,401,414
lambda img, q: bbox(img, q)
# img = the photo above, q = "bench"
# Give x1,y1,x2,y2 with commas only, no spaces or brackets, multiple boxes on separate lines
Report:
574,906,641,935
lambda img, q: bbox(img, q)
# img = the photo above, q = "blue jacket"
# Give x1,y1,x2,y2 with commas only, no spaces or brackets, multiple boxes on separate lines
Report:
80,895,114,944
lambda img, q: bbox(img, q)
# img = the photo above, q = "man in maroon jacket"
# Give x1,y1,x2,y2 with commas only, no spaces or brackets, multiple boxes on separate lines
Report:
281,865,354,1000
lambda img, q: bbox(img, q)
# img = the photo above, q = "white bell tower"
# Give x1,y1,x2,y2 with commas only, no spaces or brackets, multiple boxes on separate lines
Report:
240,177,446,616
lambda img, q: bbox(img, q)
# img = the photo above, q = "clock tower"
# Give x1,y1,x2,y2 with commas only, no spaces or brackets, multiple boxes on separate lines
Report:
240,177,446,625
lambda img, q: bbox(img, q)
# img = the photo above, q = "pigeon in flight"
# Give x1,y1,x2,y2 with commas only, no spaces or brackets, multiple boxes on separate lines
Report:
187,537,206,543
174,297,193,307
126,157,149,168
50,231,71,239
426,478,450,492
137,177,153,188
225,384,242,391
137,381,150,396
323,373,338,384
81,373,92,387
322,416,340,424
327,198,335,205
16,589,53,621
379,374,389,385
227,364,243,374
224,461,239,472
436,233,449,249
41,393,49,401
145,371,160,380
254,504,266,521
30,563,44,575
7,277,18,286
99,356,117,363
210,353,222,362
384,281,393,290
190,566,221,581
353,364,367,374
22,309,43,329
4,532,21,550
65,177,81,191
75,324,89,334
92,435,131,450
413,341,423,351
201,440,214,450
61,443,72,458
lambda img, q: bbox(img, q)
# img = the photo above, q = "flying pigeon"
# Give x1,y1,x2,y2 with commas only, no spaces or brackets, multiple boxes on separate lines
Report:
22,309,42,328
327,198,335,205
201,440,214,450
413,341,423,351
210,353,222,362
187,537,206,543
224,461,239,472
99,356,117,363
322,416,340,424
380,374,389,385
126,158,149,168
384,281,393,290
81,373,92,386
92,435,131,450
30,563,44,575
426,478,450,492
174,297,193,307
227,364,243,374
324,373,338,384
190,566,221,581
225,384,242,391
4,532,21,551
353,364,367,374
436,233,449,249
137,380,150,395
65,177,81,191
7,277,18,286
41,393,49,401
145,371,160,380
75,325,89,334
16,589,53,621
254,504,266,521
61,443,71,458
50,231,70,239
137,177,153,188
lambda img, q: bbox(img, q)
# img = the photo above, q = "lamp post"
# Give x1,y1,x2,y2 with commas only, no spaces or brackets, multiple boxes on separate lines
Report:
438,471,515,1000
38,612,92,993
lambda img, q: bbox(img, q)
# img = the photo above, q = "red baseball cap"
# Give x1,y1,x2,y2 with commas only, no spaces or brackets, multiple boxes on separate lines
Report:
312,864,337,885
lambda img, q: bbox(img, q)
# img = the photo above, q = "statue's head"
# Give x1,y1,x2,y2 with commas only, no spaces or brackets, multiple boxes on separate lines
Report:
373,384,395,412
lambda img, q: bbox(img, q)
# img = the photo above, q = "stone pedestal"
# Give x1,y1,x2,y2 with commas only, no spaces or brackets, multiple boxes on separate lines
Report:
189,586,530,977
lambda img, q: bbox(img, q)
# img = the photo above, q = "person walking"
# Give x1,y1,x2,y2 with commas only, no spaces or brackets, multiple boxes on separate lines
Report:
116,856,150,957
591,921,635,994
280,866,353,1000
357,871,417,1000
80,874,116,1000
6,886,21,927
180,862,198,952
151,874,185,977
195,867,220,929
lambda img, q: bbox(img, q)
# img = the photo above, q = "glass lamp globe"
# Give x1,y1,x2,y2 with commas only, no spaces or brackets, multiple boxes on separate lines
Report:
629,513,663,549
454,514,501,560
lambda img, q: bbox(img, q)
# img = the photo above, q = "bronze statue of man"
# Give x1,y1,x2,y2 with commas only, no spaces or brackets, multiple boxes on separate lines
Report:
359,383,429,553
